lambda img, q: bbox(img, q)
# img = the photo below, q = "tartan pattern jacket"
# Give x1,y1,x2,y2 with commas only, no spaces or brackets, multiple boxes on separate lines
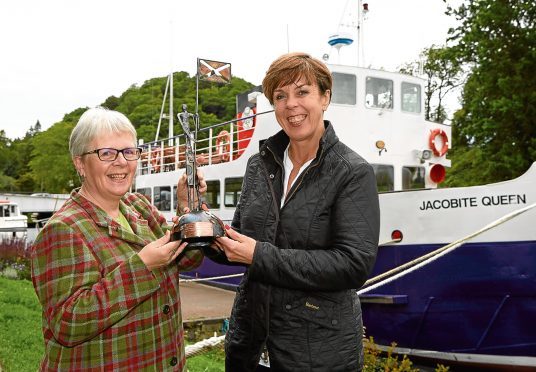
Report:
31,190,203,371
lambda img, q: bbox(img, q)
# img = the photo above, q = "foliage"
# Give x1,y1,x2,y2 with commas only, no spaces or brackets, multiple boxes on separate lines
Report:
364,337,449,372
29,121,76,193
0,237,31,280
0,73,254,193
421,46,463,123
0,277,43,372
364,338,419,372
399,45,463,123
445,0,536,184
0,173,16,192
0,123,41,192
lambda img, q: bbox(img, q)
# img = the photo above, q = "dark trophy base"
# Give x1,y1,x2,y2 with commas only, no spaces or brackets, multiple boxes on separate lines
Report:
170,210,225,251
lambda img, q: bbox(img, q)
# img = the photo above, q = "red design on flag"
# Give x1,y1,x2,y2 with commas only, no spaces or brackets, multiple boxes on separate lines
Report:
197,59,231,84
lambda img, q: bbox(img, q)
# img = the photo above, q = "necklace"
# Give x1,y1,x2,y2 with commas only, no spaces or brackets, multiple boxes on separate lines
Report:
288,147,316,168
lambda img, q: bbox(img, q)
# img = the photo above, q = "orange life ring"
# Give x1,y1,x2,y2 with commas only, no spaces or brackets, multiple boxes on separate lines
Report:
216,130,231,161
428,129,449,157
150,147,161,173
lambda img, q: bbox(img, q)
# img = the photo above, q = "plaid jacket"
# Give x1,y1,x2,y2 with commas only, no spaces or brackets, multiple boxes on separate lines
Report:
31,190,203,371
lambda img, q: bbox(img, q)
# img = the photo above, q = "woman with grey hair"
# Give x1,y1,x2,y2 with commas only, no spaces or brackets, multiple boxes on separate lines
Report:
31,106,204,371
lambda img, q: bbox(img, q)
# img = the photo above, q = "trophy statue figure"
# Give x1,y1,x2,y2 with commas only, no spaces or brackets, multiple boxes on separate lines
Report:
171,104,225,249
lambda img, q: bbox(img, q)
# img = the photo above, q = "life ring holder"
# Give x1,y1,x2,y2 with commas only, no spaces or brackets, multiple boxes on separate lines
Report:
429,129,449,157
215,130,231,161
237,107,256,130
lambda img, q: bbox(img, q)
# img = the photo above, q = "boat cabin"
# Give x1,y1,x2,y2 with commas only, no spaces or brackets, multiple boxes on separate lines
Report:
135,64,451,221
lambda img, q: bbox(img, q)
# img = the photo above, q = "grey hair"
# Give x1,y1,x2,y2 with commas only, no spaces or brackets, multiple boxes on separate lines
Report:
69,107,137,157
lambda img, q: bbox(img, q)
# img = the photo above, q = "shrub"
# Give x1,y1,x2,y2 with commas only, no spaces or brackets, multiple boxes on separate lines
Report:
363,337,450,372
0,237,31,280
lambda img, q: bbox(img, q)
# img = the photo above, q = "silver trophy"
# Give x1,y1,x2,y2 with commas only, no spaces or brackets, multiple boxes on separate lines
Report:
171,104,225,250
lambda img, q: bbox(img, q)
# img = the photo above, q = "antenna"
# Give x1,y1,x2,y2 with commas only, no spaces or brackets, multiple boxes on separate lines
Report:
155,20,176,143
326,0,368,65
356,0,369,67
286,24,290,53
168,21,174,145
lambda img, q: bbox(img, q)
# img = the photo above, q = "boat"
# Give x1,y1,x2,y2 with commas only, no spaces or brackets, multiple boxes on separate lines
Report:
0,199,28,240
133,3,536,370
134,76,536,368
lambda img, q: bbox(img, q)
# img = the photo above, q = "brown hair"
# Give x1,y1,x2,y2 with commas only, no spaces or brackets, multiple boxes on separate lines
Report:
262,52,332,105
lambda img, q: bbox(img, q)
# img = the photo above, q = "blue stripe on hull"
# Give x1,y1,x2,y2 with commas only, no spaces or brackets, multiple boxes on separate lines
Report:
361,240,536,357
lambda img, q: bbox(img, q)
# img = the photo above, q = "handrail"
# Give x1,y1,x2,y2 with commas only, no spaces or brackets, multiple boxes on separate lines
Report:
138,117,263,175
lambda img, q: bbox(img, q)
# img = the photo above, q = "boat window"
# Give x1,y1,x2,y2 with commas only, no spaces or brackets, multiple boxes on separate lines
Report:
331,72,356,105
175,180,221,210
205,180,221,209
224,177,243,207
136,187,152,203
172,186,178,211
402,166,425,190
401,82,421,113
371,164,394,192
154,186,171,211
365,77,393,109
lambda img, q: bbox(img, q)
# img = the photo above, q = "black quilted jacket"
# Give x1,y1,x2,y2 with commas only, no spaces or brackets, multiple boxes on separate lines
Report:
221,121,380,371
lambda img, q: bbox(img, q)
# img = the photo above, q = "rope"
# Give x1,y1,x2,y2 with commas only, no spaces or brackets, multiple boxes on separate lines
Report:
179,273,244,283
185,335,225,358
358,201,536,295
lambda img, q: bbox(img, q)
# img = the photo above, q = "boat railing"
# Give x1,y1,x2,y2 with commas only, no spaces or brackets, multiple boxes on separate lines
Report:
138,120,255,175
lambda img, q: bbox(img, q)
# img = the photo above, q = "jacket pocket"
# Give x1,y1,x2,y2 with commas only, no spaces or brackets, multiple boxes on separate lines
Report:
283,292,341,330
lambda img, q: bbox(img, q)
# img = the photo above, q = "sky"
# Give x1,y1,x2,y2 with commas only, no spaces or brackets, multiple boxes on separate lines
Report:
0,0,458,140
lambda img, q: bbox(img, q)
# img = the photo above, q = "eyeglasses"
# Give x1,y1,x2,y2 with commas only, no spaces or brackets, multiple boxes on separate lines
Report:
82,147,142,161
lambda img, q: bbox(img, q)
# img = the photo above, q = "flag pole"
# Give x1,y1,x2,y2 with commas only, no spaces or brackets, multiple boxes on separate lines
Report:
195,58,200,124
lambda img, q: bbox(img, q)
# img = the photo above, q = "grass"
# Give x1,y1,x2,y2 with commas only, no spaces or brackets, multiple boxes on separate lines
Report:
0,277,43,372
0,277,446,372
186,344,225,372
0,276,225,372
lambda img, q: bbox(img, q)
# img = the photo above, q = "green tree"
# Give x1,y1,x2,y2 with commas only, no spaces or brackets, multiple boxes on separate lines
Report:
445,0,536,185
399,45,463,123
1,71,254,193
29,121,77,193
0,130,10,178
0,126,40,192
0,130,17,191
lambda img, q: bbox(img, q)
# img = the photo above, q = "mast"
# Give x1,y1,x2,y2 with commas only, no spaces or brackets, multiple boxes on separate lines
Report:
357,0,368,67
169,71,173,145
327,0,368,66
168,20,174,145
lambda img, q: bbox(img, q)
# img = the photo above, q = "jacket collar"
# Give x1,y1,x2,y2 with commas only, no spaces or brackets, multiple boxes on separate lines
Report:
71,189,150,246
263,120,339,164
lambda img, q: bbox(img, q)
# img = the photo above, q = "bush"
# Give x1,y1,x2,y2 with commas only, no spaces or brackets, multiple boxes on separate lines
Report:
364,337,449,372
0,237,31,280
